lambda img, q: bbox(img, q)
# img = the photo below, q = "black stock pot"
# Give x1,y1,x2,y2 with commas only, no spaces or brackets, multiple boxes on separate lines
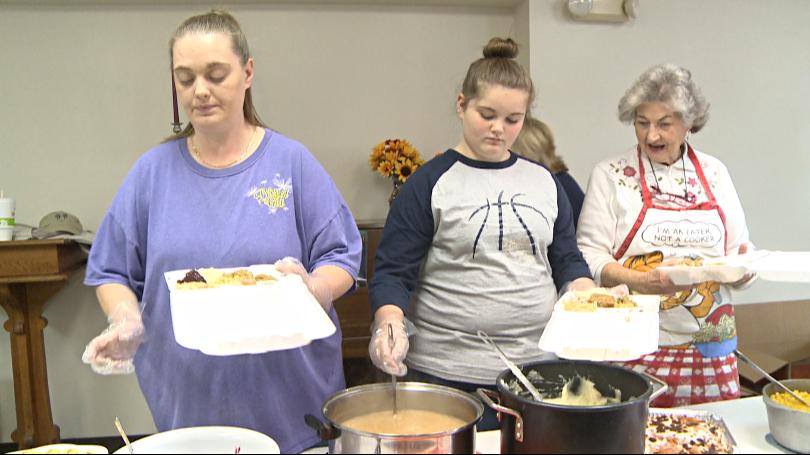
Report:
478,359,666,454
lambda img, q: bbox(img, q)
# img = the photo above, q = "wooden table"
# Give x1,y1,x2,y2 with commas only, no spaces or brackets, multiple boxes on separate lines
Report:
0,239,87,449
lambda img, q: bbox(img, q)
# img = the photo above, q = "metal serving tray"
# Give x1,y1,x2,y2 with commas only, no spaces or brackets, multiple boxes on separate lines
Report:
646,408,738,454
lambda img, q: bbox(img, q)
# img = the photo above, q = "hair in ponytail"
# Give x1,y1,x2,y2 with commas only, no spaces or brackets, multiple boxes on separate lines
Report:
460,37,534,109
164,9,268,142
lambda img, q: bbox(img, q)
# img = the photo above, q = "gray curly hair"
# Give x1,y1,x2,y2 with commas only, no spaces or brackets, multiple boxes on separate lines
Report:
617,64,710,133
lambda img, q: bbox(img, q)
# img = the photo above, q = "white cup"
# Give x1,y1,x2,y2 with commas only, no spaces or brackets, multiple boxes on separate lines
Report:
0,197,15,241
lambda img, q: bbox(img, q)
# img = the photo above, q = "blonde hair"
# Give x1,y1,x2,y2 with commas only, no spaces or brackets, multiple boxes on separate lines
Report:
460,37,535,110
164,9,267,142
511,116,568,173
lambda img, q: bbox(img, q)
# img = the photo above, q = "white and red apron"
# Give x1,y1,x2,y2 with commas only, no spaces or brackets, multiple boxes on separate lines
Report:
614,145,740,407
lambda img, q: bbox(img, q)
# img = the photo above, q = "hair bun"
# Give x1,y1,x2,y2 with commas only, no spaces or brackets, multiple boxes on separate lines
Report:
482,37,519,59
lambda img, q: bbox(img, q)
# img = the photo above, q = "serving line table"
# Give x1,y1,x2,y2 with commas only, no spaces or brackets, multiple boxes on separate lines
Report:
0,239,87,449
302,396,789,453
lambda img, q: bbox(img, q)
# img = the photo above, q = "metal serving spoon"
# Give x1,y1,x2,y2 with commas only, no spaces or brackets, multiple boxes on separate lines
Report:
735,349,810,407
388,324,398,415
114,416,134,454
477,330,544,401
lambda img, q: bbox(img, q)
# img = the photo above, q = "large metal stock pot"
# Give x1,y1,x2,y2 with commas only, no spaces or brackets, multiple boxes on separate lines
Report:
478,359,667,454
305,382,483,454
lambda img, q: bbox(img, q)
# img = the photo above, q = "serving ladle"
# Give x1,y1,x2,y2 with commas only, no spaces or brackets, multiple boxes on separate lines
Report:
735,349,810,407
477,330,544,401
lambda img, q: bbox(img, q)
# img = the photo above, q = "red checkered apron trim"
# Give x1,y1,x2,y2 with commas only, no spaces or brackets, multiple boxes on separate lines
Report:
619,347,740,407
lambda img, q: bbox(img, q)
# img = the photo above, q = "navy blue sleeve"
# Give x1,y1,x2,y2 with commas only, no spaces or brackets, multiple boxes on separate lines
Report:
548,174,592,290
369,153,457,314
555,171,585,228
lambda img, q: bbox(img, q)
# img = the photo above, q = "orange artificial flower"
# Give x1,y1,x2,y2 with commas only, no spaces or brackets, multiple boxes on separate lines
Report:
368,139,425,183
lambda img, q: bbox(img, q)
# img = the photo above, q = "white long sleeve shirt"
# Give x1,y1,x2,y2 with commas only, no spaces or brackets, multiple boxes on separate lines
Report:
577,146,751,284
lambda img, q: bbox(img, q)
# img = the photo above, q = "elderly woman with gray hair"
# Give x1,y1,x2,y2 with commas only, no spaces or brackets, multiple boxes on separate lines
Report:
576,64,754,407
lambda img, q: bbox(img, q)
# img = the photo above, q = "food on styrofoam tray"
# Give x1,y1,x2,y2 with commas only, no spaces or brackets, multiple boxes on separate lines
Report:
164,264,334,355
646,409,736,454
669,256,705,267
8,444,108,454
175,267,278,290
658,254,747,286
562,288,638,312
540,292,659,361
659,250,810,285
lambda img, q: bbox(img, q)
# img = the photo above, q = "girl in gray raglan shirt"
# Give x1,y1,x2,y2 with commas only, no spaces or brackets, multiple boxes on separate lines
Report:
368,37,595,430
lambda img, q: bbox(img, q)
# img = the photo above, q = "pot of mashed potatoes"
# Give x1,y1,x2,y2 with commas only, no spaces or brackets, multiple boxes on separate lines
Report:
480,359,664,454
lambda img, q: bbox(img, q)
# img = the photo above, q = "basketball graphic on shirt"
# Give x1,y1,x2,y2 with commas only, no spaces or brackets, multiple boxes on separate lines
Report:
468,191,549,259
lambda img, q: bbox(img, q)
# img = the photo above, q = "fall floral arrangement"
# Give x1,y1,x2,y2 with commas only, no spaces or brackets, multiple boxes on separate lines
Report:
368,139,425,184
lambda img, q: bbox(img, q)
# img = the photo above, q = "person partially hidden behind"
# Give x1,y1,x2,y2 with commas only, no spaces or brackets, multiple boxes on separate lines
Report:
511,116,585,226
367,37,597,430
80,10,360,453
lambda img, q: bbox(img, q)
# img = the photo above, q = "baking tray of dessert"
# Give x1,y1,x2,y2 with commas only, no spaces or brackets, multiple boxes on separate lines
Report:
646,408,737,454
538,288,660,362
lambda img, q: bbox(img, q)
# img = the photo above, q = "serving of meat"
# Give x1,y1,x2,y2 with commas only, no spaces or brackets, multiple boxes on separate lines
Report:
563,290,638,312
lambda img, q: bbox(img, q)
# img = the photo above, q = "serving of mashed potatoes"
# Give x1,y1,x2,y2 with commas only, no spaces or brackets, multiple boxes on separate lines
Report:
542,376,621,406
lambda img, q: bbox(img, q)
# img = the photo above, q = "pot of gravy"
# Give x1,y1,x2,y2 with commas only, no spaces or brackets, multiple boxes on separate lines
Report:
305,382,483,454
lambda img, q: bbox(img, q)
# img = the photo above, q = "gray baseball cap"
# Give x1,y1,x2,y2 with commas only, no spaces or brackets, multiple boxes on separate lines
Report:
38,211,83,236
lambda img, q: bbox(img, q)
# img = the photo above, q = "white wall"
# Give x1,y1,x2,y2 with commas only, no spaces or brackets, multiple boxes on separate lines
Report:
1,0,809,444
526,0,810,304
0,2,516,442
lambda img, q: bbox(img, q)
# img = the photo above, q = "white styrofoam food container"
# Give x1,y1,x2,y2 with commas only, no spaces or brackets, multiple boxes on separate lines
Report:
111,426,280,454
539,292,660,362
659,250,810,286
164,264,335,356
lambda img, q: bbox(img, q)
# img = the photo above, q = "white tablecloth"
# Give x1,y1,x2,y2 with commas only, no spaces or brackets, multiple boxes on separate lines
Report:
302,396,789,454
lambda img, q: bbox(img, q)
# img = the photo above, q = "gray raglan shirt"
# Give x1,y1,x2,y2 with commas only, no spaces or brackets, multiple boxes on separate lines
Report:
370,150,591,384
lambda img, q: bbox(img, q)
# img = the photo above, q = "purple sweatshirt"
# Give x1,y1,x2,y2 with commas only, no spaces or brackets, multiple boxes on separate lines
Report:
85,129,361,453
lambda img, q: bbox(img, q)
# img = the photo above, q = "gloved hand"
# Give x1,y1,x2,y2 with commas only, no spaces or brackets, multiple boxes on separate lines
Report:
82,302,144,375
274,257,334,310
369,313,409,377
607,283,630,297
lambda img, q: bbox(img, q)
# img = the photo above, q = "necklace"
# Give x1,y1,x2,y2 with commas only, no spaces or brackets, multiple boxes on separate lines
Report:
647,144,689,201
190,126,258,169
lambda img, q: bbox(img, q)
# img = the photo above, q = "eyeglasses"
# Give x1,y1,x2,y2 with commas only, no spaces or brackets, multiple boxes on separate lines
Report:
634,119,676,133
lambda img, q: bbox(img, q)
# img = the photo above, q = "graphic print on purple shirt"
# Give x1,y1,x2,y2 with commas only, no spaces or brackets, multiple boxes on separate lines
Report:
248,173,293,213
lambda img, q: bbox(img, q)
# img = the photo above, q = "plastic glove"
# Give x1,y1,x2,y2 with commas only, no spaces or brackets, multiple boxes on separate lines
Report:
274,257,334,310
369,316,409,377
607,284,630,297
82,302,144,375
566,277,597,293
567,279,629,297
